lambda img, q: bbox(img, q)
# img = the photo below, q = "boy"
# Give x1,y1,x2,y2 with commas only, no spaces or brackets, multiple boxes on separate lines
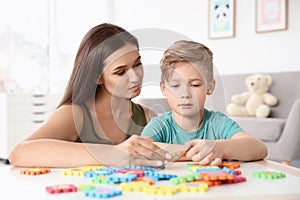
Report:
141,40,267,165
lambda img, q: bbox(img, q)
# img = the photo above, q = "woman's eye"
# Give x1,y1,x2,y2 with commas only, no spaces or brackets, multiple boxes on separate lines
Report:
191,84,201,87
170,84,179,88
115,70,126,76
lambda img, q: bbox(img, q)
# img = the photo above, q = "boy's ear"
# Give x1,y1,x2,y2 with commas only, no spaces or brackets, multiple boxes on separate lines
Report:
207,79,216,95
160,82,167,97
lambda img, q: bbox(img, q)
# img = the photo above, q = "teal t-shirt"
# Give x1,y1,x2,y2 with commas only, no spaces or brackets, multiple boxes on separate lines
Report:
141,109,243,144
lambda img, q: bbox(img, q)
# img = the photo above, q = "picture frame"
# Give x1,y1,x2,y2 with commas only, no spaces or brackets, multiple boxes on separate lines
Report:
256,0,288,33
208,0,235,39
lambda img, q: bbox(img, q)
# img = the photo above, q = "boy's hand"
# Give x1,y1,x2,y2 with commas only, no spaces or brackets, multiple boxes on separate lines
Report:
185,139,223,166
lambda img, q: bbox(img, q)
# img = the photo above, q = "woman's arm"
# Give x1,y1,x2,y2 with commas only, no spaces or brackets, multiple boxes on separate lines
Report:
8,104,84,167
21,104,82,142
9,138,169,168
9,105,169,168
9,139,101,168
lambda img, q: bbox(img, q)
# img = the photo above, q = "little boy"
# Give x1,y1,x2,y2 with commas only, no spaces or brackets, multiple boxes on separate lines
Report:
141,40,267,165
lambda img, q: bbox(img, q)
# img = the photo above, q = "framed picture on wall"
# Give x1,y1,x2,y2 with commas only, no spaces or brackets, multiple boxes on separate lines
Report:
256,0,288,33
208,0,235,39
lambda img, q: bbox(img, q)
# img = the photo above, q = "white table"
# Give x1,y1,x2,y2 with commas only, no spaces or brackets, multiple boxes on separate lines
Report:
1,160,300,200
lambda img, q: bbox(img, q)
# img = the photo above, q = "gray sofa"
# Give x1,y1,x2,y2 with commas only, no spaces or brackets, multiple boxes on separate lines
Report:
208,71,300,164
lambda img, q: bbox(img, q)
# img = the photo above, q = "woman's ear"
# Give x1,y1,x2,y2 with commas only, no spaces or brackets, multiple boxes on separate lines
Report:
160,82,167,97
207,79,216,95
95,76,103,85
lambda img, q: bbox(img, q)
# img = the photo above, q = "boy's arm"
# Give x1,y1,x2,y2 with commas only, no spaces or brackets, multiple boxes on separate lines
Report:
219,132,268,161
184,132,268,165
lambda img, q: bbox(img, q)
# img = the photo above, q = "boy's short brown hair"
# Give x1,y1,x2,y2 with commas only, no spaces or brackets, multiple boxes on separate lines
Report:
160,40,213,84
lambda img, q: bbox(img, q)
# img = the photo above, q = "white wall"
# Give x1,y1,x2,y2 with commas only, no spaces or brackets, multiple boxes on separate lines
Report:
110,0,300,98
112,0,300,75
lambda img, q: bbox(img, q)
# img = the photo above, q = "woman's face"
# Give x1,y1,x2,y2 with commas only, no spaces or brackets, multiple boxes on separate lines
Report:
101,44,144,99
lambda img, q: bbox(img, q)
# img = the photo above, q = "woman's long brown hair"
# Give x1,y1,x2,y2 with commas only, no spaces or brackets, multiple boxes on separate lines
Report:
57,23,139,108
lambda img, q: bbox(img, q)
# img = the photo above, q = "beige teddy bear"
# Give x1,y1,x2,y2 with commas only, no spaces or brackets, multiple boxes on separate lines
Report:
226,74,278,118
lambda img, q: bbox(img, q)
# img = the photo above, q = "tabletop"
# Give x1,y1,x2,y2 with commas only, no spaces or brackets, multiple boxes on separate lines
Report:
1,159,300,200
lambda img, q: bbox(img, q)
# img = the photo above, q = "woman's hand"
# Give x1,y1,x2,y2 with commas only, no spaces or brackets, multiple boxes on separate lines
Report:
184,139,223,166
116,135,171,167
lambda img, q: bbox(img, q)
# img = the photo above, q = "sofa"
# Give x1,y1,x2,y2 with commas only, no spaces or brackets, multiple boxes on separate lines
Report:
137,71,300,165
207,71,300,164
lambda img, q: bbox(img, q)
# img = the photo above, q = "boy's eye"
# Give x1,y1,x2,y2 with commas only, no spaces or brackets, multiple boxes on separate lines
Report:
135,62,142,67
190,81,202,87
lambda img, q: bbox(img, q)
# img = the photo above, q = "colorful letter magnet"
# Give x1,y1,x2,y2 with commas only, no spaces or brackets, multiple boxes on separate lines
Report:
85,187,122,198
106,173,137,183
20,167,51,175
144,185,179,195
178,183,208,192
46,184,77,194
253,171,286,179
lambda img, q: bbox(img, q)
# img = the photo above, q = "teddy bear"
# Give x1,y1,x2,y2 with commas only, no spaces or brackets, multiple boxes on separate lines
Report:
226,74,278,118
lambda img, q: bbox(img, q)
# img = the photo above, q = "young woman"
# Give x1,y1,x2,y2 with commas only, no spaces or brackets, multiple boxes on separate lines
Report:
9,23,169,168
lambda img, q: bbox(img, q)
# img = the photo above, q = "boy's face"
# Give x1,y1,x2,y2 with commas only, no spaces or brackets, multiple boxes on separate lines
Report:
160,63,212,117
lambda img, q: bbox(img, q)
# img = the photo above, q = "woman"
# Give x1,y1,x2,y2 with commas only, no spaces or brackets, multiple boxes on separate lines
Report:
9,23,169,168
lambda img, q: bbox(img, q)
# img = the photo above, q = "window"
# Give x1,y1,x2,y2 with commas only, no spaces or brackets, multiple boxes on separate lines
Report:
0,0,111,94
0,0,48,93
